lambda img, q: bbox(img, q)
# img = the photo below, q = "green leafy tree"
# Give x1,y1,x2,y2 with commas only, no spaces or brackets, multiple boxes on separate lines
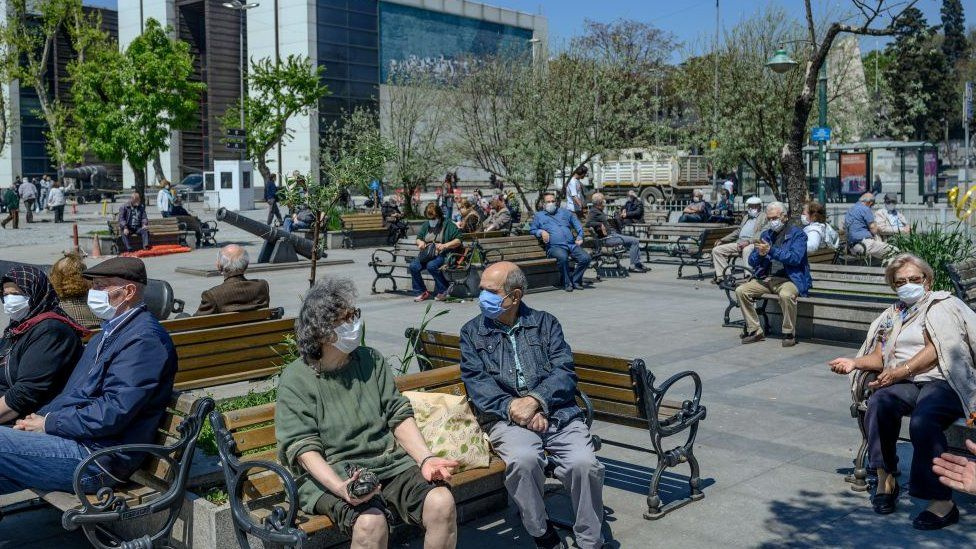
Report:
279,108,393,287
71,18,204,198
0,0,107,173
220,55,329,187
882,8,952,141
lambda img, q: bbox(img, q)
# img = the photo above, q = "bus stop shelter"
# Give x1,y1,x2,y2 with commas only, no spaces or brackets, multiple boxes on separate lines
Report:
803,141,938,204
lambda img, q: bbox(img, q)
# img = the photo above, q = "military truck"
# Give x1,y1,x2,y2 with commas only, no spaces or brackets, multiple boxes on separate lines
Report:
593,148,712,205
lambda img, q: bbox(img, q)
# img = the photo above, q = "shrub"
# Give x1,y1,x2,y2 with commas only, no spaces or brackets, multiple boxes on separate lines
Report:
196,388,278,456
885,222,975,292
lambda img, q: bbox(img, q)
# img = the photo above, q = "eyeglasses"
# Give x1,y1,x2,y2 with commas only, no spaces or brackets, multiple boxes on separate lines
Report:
893,275,925,287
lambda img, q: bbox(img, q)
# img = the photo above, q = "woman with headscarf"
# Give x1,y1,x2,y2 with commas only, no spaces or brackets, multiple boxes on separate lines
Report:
0,265,88,424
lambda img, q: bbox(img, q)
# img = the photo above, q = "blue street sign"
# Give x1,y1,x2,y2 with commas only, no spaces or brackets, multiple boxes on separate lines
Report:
812,126,832,142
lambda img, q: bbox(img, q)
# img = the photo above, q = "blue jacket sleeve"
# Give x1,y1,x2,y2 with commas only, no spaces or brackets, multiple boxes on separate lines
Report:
44,334,172,440
459,325,512,423
529,212,543,238
769,230,808,267
527,317,578,415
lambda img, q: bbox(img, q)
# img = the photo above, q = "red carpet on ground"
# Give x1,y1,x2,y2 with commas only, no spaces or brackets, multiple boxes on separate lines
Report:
121,245,192,258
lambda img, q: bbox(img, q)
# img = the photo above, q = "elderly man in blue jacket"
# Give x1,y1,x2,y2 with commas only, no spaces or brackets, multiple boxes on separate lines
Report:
460,261,604,549
735,201,812,347
529,192,591,292
0,257,177,494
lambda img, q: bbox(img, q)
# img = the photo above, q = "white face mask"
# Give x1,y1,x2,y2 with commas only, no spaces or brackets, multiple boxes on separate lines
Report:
87,288,120,320
800,214,810,226
897,283,926,305
747,208,760,218
332,318,363,354
544,203,558,214
3,294,30,321
768,219,784,232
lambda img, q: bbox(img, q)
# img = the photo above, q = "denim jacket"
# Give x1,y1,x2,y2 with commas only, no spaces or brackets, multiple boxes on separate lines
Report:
460,304,582,429
748,225,812,296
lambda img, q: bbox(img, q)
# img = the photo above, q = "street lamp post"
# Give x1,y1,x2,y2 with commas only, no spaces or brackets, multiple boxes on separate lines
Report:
222,1,260,161
766,46,828,204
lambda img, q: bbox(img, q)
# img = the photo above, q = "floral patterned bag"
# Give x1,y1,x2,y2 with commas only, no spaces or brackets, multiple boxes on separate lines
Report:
403,391,491,471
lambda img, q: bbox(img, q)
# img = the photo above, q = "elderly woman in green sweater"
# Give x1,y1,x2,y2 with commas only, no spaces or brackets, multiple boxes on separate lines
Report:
276,277,459,549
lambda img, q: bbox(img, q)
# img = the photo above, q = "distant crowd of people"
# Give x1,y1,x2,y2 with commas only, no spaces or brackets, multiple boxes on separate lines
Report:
1,175,67,228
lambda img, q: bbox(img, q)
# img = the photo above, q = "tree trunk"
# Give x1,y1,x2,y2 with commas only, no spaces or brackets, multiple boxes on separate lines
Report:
403,181,419,218
152,155,166,183
129,159,148,201
782,68,818,219
256,157,273,187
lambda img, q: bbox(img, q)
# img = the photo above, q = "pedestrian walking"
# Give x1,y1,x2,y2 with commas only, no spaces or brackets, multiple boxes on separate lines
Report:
47,182,66,223
38,176,51,210
264,173,282,225
1,185,19,229
18,177,36,223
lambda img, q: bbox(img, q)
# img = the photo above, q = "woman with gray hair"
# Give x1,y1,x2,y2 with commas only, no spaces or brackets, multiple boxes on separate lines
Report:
275,277,459,548
828,253,976,530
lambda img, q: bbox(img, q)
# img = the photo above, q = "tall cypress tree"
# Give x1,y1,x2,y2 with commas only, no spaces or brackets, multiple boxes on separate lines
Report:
942,0,968,68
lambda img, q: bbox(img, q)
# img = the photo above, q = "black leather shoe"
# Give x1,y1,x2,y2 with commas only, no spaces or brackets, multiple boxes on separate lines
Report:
564,285,574,292
871,483,900,515
913,505,959,530
533,522,567,549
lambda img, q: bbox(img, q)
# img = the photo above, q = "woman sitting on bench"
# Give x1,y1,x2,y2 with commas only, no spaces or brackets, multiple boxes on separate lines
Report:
828,254,976,530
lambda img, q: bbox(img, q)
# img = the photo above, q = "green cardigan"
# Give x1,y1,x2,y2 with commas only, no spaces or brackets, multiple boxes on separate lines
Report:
2,188,19,210
275,346,416,513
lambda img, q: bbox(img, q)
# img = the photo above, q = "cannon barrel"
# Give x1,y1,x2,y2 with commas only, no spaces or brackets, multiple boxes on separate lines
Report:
217,207,315,259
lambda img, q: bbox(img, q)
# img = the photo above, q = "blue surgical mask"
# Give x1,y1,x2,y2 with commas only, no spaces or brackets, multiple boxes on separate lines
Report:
479,290,511,320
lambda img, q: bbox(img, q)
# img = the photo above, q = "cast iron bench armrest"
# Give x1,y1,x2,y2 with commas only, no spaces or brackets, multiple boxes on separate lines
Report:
369,248,397,274
209,411,308,548
62,397,215,549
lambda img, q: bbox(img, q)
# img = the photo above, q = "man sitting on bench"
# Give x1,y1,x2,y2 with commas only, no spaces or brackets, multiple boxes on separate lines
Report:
678,190,711,223
0,257,177,495
276,277,459,548
482,195,512,233
117,192,150,252
460,262,605,549
194,245,270,315
530,193,591,292
585,192,647,273
711,196,765,283
844,193,894,259
735,202,811,347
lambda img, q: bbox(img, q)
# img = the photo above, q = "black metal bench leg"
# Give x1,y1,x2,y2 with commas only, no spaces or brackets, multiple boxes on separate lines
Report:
846,409,870,492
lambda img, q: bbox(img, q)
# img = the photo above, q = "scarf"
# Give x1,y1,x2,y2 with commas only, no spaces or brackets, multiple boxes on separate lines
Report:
2,265,91,340
870,292,933,369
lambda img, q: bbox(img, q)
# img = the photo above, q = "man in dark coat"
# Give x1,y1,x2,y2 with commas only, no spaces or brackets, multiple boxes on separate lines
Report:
194,244,270,315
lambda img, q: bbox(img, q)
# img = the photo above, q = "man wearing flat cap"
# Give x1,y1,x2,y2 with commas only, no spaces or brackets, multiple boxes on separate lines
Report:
0,257,178,495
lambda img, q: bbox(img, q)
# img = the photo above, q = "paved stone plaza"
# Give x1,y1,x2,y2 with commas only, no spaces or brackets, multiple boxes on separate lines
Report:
1,203,974,548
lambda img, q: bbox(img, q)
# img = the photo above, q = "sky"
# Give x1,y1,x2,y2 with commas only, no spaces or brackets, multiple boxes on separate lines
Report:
486,0,954,55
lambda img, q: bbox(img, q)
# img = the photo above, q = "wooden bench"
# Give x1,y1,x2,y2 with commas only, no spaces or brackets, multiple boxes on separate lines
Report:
169,317,295,391
628,223,735,278
339,212,387,249
207,367,509,547
173,215,218,248
755,264,894,344
368,238,474,297
0,396,215,547
476,235,562,291
406,328,707,519
108,217,187,253
85,307,286,342
948,258,976,311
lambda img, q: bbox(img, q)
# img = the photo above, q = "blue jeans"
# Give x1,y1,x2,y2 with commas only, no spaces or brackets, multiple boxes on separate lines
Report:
283,219,310,233
547,245,590,286
603,234,642,267
121,227,150,251
0,427,115,495
409,254,448,295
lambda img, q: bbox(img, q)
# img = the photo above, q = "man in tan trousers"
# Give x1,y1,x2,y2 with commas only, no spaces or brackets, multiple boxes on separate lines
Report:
711,196,766,282
735,202,812,348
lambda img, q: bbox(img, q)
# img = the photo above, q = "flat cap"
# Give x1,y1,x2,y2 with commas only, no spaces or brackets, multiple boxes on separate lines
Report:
82,257,148,285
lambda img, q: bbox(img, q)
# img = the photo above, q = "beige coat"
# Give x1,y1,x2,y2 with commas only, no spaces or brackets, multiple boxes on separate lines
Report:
857,291,976,415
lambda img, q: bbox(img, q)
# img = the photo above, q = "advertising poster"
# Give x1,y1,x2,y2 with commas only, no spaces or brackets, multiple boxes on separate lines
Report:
923,151,938,195
840,153,868,195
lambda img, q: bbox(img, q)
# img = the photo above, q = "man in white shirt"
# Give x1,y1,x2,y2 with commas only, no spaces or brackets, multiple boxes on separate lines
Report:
564,166,587,218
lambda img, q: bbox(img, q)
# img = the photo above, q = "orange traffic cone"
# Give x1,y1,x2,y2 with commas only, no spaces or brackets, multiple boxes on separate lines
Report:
91,234,102,258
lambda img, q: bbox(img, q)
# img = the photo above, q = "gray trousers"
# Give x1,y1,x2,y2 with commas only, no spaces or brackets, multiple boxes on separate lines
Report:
603,234,642,267
488,419,605,549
